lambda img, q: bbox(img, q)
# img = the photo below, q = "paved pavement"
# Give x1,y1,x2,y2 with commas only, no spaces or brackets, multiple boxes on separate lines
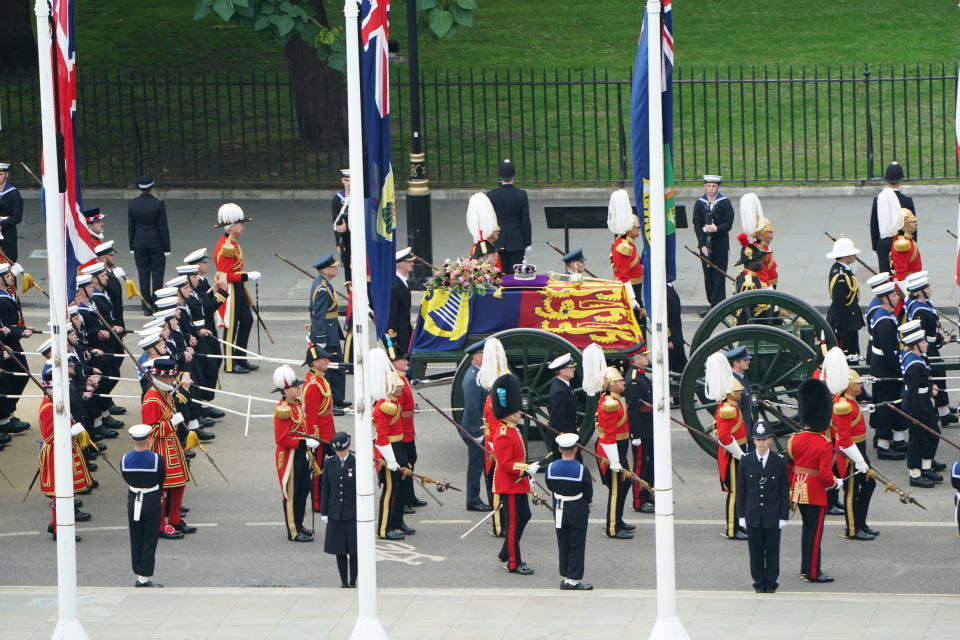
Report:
3,586,959,639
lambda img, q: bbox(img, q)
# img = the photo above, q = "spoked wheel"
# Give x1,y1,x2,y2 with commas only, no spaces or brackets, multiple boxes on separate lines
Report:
449,328,599,462
690,290,837,353
679,325,817,457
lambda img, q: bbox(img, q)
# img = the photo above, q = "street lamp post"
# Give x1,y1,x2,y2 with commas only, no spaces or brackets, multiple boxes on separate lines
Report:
405,0,432,286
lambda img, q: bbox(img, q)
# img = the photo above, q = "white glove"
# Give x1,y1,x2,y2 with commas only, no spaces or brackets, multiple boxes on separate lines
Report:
601,442,622,472
525,246,532,253
11,263,23,276
855,460,869,473
304,438,320,450
833,478,844,491
113,267,126,280
631,437,642,446
171,412,185,426
840,444,866,469
321,515,328,524
722,439,745,461
247,271,261,282
526,461,540,476
738,517,746,529
187,419,199,431
778,519,787,530
70,423,85,436
164,252,170,257
376,444,398,471
471,435,483,446
130,251,135,255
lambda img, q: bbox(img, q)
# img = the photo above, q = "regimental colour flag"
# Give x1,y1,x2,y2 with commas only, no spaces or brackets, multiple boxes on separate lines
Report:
360,0,397,338
631,0,676,308
42,0,97,297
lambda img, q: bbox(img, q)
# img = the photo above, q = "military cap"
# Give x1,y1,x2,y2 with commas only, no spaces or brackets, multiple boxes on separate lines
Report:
176,264,199,275
395,247,416,263
561,248,586,264
138,333,163,350
0,163,10,172
164,275,189,288
75,273,93,288
332,431,352,450
137,175,157,190
751,419,773,439
129,424,152,441
183,248,209,264
304,343,333,365
621,342,649,357
94,240,117,256
313,254,339,270
548,354,576,371
491,373,522,420
152,307,177,320
702,174,723,184
154,297,179,310
725,346,751,361
499,159,516,179
555,433,579,449
83,207,106,222
884,161,904,184
464,340,485,355
146,357,178,378
81,262,106,277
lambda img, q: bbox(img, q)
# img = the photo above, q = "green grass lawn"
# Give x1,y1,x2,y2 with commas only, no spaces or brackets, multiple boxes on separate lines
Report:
71,1,960,72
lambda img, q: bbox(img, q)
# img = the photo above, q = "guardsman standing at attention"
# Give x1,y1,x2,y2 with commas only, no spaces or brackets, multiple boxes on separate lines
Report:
898,321,943,489
309,254,347,414
122,424,166,588
302,344,336,512
904,271,956,427
388,248,416,351
740,193,777,288
864,273,907,460
140,358,192,540
623,342,654,514
870,161,916,272
370,348,410,541
466,192,502,271
0,162,24,262
607,189,644,319
546,432,594,591
389,341,425,524
320,431,358,588
822,347,877,540
692,174,735,312
705,351,748,540
272,364,318,542
546,353,579,463
492,372,537,575
788,379,842,584
213,203,260,374
826,236,865,359
478,338,511,536
735,420,789,593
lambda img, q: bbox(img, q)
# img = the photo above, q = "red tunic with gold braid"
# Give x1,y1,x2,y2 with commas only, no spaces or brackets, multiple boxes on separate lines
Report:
214,233,250,324
493,421,530,495
758,241,778,286
38,397,91,496
610,236,643,284
373,394,403,461
889,233,922,282
398,375,416,443
142,388,189,488
594,392,628,475
302,370,334,443
482,394,499,474
787,431,836,506
714,400,746,487
274,399,307,486
830,392,864,477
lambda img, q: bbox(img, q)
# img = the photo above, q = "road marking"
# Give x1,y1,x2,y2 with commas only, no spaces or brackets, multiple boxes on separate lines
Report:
376,540,445,565
419,519,472,524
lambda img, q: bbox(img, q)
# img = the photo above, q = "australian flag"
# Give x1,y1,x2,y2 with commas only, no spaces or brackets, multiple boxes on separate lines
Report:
360,0,397,338
631,0,676,308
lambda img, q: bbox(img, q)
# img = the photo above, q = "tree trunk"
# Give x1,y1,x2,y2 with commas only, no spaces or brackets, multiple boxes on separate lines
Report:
285,0,347,151
0,0,38,78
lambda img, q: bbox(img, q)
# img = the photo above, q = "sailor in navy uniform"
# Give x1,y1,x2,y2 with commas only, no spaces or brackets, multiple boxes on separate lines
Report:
864,274,907,460
0,262,34,434
0,162,24,261
331,169,352,282
545,433,593,590
903,271,957,428
546,353,579,462
320,431,358,588
735,420,789,593
122,424,167,587
899,321,943,488
692,174,735,310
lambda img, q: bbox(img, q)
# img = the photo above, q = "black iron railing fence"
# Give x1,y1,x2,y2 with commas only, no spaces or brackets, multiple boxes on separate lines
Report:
1,63,956,187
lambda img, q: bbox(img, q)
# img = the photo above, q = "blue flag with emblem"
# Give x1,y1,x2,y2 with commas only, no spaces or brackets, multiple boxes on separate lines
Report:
360,0,397,338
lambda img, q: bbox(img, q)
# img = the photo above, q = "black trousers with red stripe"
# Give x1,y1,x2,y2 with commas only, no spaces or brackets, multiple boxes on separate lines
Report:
631,442,654,509
496,493,531,571
798,504,827,579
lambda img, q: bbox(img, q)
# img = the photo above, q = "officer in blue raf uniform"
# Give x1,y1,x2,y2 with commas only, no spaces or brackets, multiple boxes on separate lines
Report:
545,433,593,590
309,254,347,415
121,424,166,588
320,431,358,588
726,346,754,436
460,340,491,511
735,420,789,593
560,248,587,277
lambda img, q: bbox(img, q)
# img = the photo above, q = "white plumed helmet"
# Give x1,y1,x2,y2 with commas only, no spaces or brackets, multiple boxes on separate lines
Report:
876,188,903,239
704,351,735,402
368,347,399,402
581,343,607,397
478,338,510,390
466,192,499,243
822,346,850,395
606,189,636,235
272,364,298,391
740,193,763,236
217,202,246,227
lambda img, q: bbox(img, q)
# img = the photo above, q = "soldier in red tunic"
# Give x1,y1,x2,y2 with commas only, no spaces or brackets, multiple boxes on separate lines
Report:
213,203,260,374
740,193,778,287
592,367,634,539
876,188,921,287
302,344,336,512
370,348,411,540
705,351,749,540
787,378,842,583
478,338,511,537
607,189,644,321
140,358,193,539
272,364,317,542
38,369,91,541
388,341,427,520
492,372,536,575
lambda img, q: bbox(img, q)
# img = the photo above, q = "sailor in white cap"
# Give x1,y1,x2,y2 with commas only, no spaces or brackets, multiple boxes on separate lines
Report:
0,161,23,261
0,262,35,434
332,169,352,281
180,249,225,421
898,322,942,488
387,247,417,354
547,353,580,462
865,273,907,461
692,174,735,313
122,424,166,587
545,432,593,590
825,236,865,359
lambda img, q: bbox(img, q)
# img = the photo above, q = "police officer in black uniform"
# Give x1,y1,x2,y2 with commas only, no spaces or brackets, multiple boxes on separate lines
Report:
127,176,170,314
321,431,358,588
547,353,579,462
122,424,166,588
735,419,789,593
870,162,916,272
623,342,654,513
546,432,593,590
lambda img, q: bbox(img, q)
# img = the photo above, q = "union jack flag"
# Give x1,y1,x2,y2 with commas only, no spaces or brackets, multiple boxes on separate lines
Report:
42,0,96,296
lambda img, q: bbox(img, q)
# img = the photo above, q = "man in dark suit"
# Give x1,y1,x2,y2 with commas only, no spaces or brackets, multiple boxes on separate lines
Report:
0,162,24,261
870,161,916,272
127,176,170,314
487,159,531,272
460,340,491,511
387,247,415,351
547,354,579,463
691,174,734,313
735,420,789,593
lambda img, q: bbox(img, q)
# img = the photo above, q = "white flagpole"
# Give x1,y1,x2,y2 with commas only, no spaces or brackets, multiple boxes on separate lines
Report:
344,1,388,638
34,1,88,639
646,2,689,639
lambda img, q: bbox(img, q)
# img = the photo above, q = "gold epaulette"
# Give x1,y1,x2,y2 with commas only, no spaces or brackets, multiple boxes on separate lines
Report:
718,404,737,419
499,425,508,436
175,391,188,404
513,462,530,472
220,241,237,258
275,402,292,420
833,398,852,416
615,242,633,256
379,399,399,416
214,290,227,303
601,395,620,413
893,236,911,252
